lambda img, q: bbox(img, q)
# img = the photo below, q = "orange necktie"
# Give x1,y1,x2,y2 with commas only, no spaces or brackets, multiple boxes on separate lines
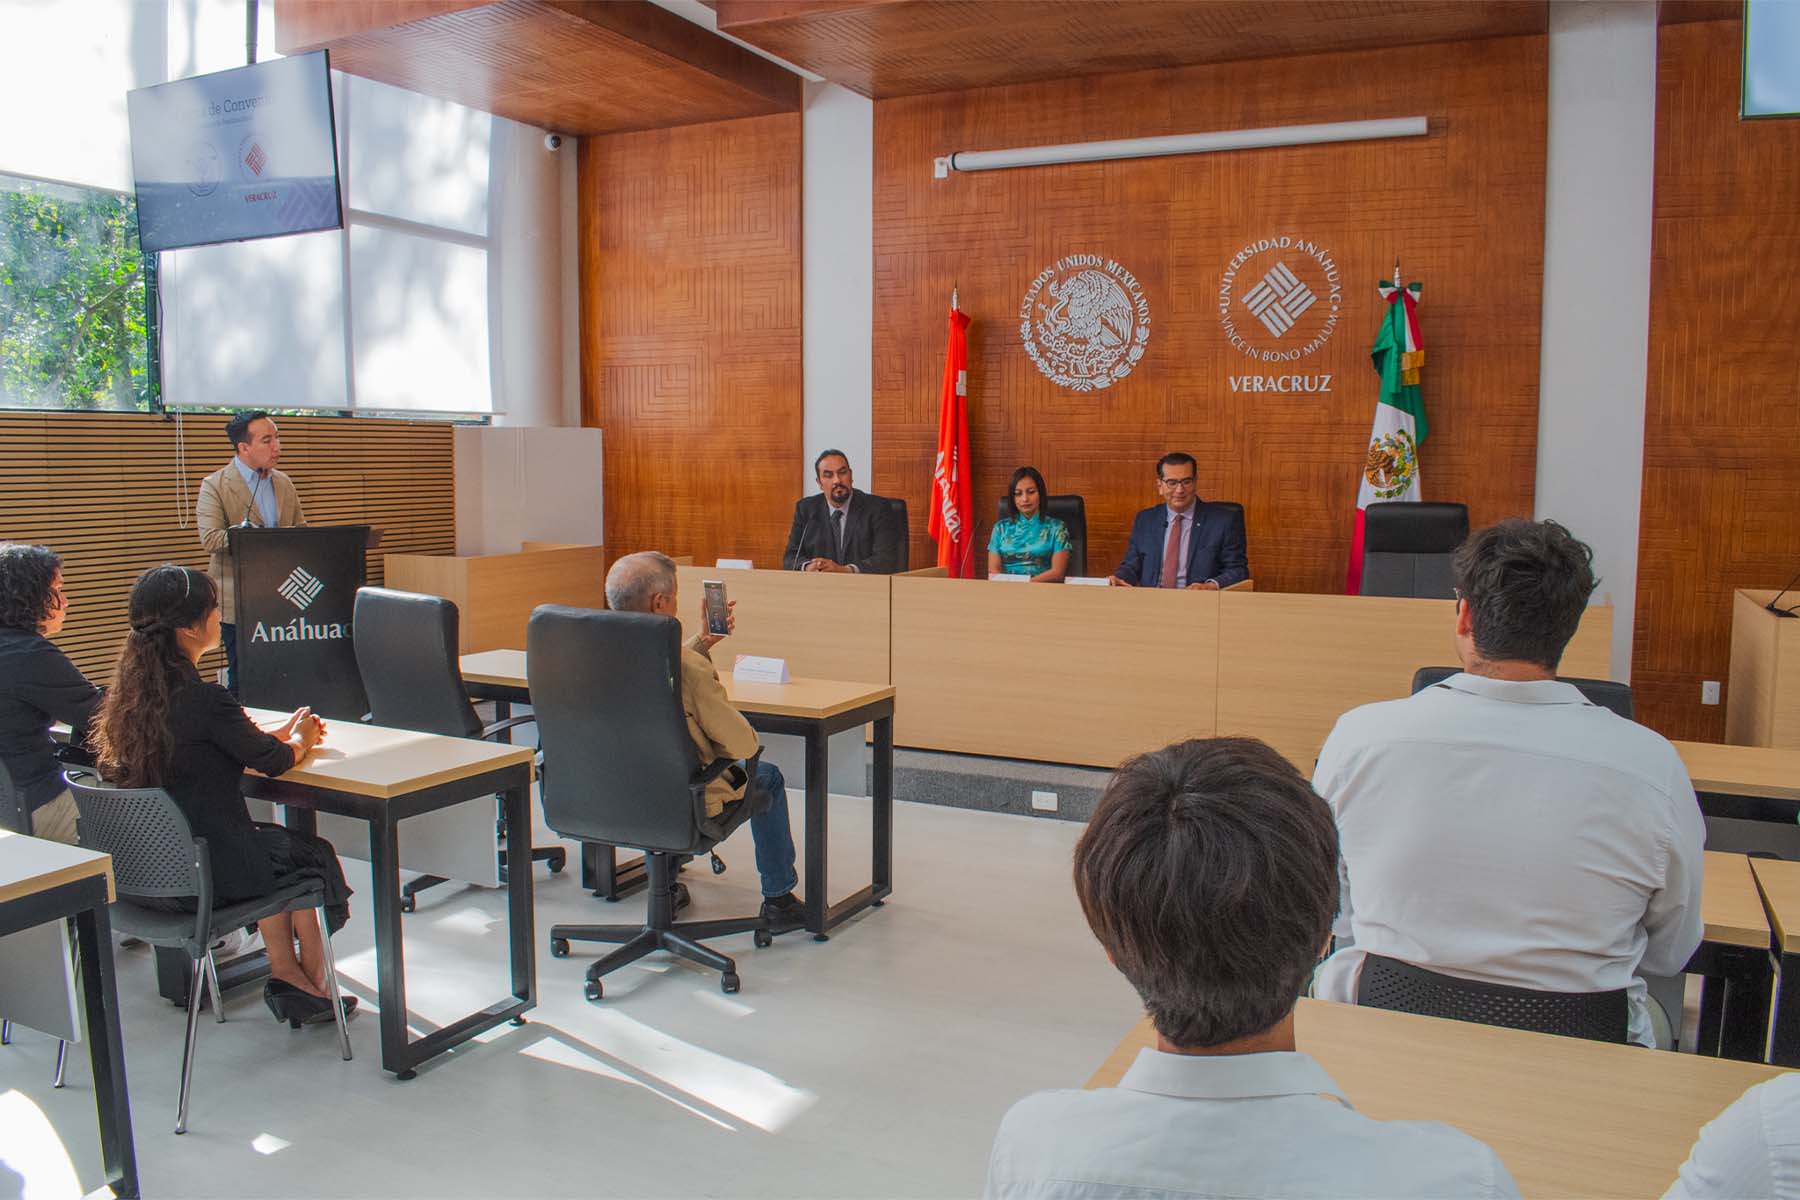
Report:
1160,513,1183,589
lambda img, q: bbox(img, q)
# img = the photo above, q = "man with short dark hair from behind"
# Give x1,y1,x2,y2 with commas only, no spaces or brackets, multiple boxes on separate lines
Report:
986,737,1517,1199
196,409,307,692
1313,518,1704,1048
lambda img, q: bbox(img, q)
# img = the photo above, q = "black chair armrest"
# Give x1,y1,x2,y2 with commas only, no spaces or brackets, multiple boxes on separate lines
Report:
690,748,764,833
481,714,539,741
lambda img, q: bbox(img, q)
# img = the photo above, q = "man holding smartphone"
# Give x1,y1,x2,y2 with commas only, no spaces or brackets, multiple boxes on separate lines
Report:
604,552,805,931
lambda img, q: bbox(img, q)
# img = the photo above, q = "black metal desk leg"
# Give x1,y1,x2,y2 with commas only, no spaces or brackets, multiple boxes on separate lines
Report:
75,902,138,1198
502,780,536,1015
1774,952,1800,1067
494,699,512,744
1696,976,1725,1056
872,715,893,901
804,727,830,941
367,816,413,1078
1719,954,1775,1062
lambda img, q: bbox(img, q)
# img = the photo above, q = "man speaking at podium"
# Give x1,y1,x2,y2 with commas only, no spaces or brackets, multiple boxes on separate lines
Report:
197,410,307,692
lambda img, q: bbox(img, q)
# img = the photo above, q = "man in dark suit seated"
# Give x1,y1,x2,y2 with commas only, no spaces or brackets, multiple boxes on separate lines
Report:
1108,452,1249,589
782,449,904,574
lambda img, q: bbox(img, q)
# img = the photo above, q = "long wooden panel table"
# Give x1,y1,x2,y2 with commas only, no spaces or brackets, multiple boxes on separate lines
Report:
0,831,136,1197
459,651,897,940
1088,998,1790,1200
238,709,538,1079
1676,740,1800,824
674,565,891,685
1752,856,1800,1066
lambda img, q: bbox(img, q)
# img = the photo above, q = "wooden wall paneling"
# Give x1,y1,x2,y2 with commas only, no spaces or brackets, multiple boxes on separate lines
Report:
0,413,454,685
711,0,1546,99
580,115,803,569
872,36,1548,594
1634,18,1800,741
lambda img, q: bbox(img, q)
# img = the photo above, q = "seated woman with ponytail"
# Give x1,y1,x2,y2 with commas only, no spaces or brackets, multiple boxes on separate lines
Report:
92,564,356,1027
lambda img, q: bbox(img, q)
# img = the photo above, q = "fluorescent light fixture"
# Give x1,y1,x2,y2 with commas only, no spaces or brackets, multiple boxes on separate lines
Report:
934,116,1429,177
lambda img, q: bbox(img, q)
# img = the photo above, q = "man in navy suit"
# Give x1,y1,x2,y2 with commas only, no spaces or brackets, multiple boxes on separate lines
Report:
1109,452,1250,589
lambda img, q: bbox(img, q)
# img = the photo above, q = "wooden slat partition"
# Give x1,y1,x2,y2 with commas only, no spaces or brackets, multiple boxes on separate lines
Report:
0,412,455,684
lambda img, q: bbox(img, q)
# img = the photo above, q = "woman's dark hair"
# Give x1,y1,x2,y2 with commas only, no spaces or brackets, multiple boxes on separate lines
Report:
1003,466,1050,520
0,543,63,633
1450,518,1598,671
1073,737,1339,1049
93,565,219,788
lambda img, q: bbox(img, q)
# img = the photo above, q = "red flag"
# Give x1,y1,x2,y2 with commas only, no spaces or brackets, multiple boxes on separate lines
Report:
929,301,974,577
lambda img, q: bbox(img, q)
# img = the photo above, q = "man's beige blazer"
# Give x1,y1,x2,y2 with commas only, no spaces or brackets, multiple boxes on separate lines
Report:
196,461,306,623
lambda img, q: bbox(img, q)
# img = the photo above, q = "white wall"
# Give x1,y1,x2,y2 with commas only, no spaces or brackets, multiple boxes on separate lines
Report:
1535,0,1659,681
801,81,875,491
489,117,566,427
454,426,603,555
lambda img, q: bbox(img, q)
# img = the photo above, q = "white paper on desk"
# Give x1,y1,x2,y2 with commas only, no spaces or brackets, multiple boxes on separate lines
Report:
733,655,790,684
987,572,1028,583
0,921,79,1042
716,558,754,570
1065,576,1111,586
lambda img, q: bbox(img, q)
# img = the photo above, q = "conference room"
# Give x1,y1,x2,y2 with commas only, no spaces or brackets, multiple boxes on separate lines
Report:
3,1,1799,1197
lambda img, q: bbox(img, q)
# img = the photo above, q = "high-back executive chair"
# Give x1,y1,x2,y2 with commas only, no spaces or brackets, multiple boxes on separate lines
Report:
352,587,565,911
1357,952,1630,1044
1410,666,1635,720
993,494,1089,578
528,606,771,1000
66,769,353,1133
881,496,910,572
1359,501,1469,598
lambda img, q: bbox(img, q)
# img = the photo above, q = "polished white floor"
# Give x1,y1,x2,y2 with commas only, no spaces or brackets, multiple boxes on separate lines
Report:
3,796,1139,1199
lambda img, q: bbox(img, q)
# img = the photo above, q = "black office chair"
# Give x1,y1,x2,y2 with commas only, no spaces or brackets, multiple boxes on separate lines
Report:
527,606,771,1000
1410,666,1635,719
1359,501,1469,598
65,769,352,1133
880,496,910,572
352,587,566,911
994,494,1089,577
0,760,69,1087
1357,952,1630,1044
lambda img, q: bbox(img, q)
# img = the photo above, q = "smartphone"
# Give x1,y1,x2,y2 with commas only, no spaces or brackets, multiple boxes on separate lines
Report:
703,580,730,636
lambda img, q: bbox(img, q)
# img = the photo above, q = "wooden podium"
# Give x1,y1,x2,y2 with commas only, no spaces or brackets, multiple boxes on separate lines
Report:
1727,588,1800,746
383,543,605,654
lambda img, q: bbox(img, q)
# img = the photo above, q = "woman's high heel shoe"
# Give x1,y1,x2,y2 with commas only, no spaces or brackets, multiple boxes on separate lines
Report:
263,979,332,1029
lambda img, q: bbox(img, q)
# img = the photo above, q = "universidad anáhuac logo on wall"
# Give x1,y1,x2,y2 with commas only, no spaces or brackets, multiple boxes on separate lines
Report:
1020,254,1150,392
251,566,346,643
1218,234,1343,395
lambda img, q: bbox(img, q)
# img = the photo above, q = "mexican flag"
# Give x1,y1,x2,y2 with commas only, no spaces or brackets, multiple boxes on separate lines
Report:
1345,279,1426,594
929,301,975,577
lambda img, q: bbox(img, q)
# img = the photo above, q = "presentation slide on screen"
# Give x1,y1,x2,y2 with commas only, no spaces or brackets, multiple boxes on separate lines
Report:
128,51,340,254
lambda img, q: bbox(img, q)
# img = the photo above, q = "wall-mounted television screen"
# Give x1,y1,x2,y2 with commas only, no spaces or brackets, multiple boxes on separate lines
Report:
1744,0,1800,118
128,50,341,254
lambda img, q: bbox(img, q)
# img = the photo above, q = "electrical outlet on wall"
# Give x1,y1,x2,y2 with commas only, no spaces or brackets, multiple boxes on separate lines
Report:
1701,681,1721,705
1030,790,1058,813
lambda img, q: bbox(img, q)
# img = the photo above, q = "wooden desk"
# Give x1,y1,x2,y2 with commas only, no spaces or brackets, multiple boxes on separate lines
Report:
0,832,136,1198
674,565,891,685
1675,739,1800,824
1088,998,1791,1200
1691,851,1777,1060
1752,857,1800,1066
459,652,898,940
238,709,537,1079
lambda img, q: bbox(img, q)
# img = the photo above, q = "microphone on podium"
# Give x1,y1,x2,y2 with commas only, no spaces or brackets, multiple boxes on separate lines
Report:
788,511,815,572
1765,564,1800,619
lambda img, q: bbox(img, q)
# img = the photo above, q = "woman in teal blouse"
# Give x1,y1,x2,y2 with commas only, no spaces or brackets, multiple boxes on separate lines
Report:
987,467,1072,582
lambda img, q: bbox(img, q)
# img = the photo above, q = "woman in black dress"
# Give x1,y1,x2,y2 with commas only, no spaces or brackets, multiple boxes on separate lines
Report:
92,564,354,1026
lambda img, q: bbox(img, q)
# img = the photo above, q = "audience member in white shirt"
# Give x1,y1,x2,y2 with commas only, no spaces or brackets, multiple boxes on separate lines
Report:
986,737,1518,1199
1665,1073,1800,1199
1312,518,1704,1048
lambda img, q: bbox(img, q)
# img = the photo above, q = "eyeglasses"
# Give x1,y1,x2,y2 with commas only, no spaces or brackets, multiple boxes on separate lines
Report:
1159,477,1197,491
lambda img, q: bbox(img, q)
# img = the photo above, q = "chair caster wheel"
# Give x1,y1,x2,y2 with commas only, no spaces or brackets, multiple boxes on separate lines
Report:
550,938,570,958
585,979,603,1002
754,929,773,949
549,860,566,875
400,896,416,914
710,855,726,875
396,1069,417,1081
721,973,740,994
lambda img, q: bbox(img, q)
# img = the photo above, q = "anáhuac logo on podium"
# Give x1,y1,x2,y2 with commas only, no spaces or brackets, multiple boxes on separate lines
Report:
1020,254,1150,392
1218,235,1343,395
252,565,346,643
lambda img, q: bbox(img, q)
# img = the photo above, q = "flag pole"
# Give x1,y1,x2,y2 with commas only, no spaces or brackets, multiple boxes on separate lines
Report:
952,279,959,310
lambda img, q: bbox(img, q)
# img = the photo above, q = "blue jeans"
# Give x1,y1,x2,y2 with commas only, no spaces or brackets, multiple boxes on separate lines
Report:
747,760,798,899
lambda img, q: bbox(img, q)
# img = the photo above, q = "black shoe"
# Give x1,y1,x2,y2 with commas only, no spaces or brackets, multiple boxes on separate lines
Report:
263,979,331,1029
300,993,357,1026
760,892,805,934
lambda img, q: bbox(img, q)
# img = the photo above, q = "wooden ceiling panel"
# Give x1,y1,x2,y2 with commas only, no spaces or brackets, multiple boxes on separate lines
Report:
709,0,1548,97
275,0,800,135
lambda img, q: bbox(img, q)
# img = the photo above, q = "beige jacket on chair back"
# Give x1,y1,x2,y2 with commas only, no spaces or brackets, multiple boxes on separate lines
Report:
196,461,307,623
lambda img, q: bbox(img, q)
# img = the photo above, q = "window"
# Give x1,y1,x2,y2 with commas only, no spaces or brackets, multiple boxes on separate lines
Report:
0,174,156,411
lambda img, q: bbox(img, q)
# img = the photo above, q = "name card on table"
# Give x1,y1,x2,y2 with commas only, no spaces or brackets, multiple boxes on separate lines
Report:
1065,576,1111,587
716,558,754,570
987,572,1028,583
733,655,791,684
